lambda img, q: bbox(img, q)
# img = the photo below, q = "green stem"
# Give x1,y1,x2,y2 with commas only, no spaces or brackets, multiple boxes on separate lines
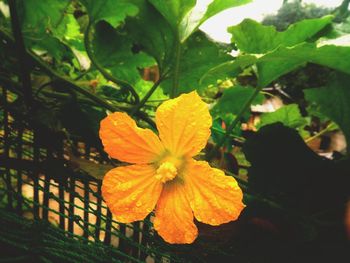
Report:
170,40,181,98
130,77,162,115
304,123,334,143
0,27,156,128
84,22,140,104
207,86,262,160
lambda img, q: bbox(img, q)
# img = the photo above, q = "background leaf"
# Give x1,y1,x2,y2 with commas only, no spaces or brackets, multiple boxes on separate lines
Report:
304,72,350,152
212,85,264,118
258,104,307,129
228,16,333,54
79,0,139,27
257,43,350,87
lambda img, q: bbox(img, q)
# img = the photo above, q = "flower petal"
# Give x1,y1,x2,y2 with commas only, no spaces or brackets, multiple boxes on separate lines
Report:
100,112,164,164
102,164,162,223
153,182,198,244
184,160,245,226
155,91,212,157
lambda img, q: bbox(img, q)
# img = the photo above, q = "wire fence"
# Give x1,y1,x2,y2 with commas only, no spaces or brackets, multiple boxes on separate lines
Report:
0,86,183,263
0,84,251,262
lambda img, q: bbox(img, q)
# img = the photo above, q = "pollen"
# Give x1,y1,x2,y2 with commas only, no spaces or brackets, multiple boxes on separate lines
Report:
156,161,177,183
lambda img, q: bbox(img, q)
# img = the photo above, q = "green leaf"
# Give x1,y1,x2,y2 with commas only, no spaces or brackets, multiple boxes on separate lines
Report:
149,0,196,32
258,104,307,129
124,0,174,72
200,55,257,84
79,0,139,27
17,0,69,32
150,0,251,42
257,43,350,87
180,0,252,42
202,0,252,22
16,0,73,60
212,85,264,118
228,16,333,54
135,79,166,100
304,72,350,152
92,22,156,86
161,32,233,94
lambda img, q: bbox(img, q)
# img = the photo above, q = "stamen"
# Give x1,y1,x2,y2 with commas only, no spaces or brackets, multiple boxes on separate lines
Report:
156,162,177,183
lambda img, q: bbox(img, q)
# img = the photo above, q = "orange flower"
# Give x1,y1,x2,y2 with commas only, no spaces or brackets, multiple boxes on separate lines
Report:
100,91,245,244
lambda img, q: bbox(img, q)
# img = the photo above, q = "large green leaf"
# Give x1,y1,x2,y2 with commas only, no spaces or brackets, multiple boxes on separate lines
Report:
124,0,174,72
202,43,350,88
79,0,139,27
228,16,333,54
92,22,156,86
161,32,233,94
200,54,257,84
149,0,251,41
202,0,251,22
304,73,350,152
212,85,264,118
258,104,307,129
16,0,73,60
148,0,195,32
180,0,251,42
257,43,350,87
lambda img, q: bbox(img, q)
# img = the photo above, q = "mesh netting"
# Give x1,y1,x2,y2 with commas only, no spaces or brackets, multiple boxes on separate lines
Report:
0,86,250,263
0,87,184,263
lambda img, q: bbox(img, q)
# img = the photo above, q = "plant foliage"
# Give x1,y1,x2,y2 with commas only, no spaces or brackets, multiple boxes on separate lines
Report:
0,0,349,261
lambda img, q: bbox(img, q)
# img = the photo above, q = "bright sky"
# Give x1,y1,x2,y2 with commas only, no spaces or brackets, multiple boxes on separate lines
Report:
200,0,345,43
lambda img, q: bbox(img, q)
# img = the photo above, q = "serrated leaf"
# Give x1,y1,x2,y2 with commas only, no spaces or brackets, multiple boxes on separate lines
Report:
79,0,139,27
304,72,350,152
258,104,307,129
212,85,264,118
228,16,333,54
257,43,350,87
161,32,233,94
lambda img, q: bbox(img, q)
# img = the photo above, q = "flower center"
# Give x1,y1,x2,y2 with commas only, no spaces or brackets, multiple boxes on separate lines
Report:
156,161,177,183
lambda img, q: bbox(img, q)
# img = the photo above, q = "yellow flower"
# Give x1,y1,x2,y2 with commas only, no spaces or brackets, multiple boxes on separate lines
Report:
100,91,245,244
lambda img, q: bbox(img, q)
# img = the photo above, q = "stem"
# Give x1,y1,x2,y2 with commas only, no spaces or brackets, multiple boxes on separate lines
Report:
130,78,162,115
170,40,181,98
305,123,334,144
8,0,32,106
84,22,140,104
207,86,262,160
0,27,156,127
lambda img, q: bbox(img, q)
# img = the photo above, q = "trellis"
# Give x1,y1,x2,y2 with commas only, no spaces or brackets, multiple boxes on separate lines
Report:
0,86,183,262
